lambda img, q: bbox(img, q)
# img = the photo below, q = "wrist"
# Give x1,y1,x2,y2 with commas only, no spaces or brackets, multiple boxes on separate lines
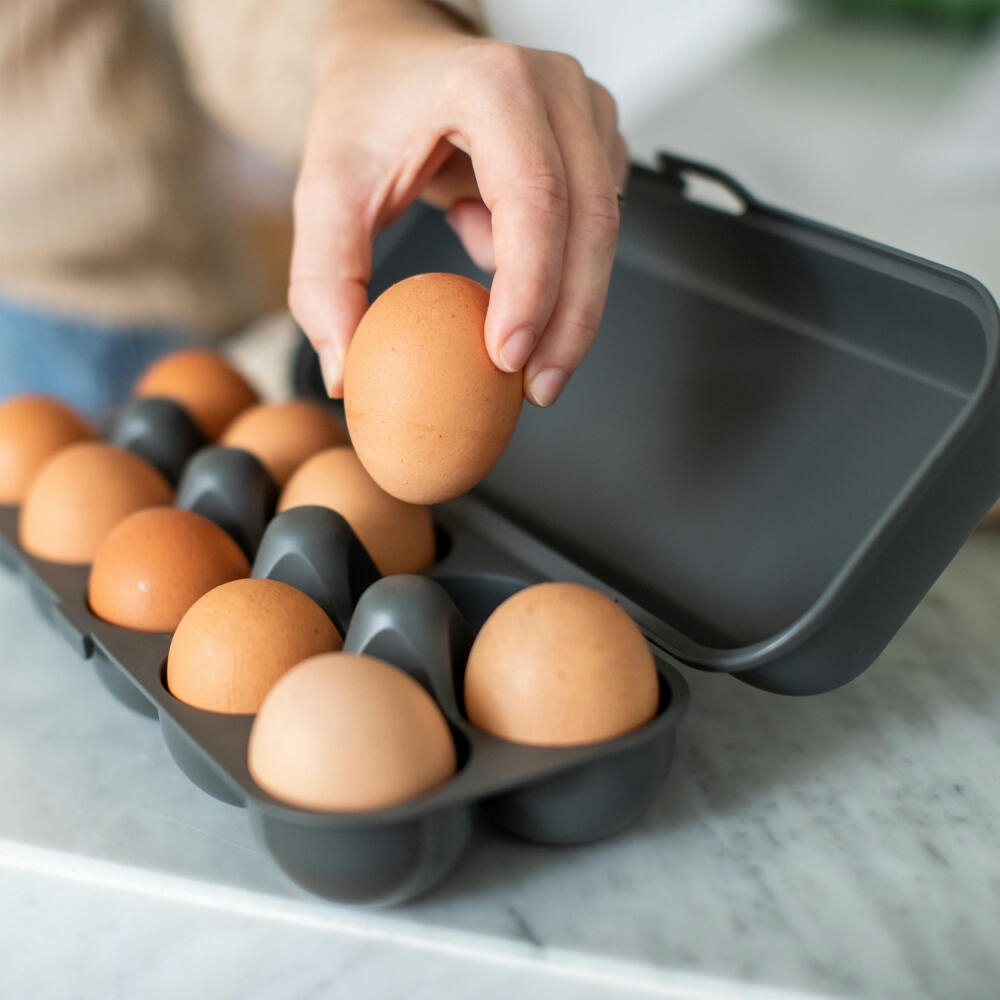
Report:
320,0,476,68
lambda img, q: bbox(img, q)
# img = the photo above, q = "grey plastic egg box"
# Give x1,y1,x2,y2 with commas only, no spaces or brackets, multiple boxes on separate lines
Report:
5,146,1000,905
297,150,1000,695
0,482,688,905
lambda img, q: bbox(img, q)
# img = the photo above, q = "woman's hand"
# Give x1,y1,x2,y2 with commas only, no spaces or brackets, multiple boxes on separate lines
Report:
290,0,627,406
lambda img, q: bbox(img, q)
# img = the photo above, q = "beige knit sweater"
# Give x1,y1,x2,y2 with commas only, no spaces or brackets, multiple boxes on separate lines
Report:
0,0,479,337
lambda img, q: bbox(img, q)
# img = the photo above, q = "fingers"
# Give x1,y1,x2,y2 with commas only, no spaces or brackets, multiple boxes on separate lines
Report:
612,133,630,192
588,80,630,190
522,60,620,407
289,38,625,410
423,150,496,270
288,159,373,398
445,198,495,271
421,149,481,209
455,46,569,375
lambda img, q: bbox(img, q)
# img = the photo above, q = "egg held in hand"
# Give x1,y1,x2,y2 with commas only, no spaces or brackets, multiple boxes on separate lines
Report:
0,395,95,503
464,582,660,747
344,273,523,505
167,578,342,714
248,652,457,812
19,442,172,563
88,507,250,632
278,446,435,576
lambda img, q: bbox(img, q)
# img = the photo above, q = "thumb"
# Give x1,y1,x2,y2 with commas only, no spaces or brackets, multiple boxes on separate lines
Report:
288,166,373,398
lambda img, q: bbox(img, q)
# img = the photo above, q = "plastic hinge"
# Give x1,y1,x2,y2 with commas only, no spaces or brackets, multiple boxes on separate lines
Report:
656,151,760,214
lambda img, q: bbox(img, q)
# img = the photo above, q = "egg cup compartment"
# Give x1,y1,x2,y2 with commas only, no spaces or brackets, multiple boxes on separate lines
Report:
350,573,687,843
158,697,251,807
227,572,685,905
108,396,207,485
93,649,159,718
79,614,167,719
250,797,473,907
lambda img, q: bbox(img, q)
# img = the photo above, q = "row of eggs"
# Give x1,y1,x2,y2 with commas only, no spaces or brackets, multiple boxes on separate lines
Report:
0,274,660,816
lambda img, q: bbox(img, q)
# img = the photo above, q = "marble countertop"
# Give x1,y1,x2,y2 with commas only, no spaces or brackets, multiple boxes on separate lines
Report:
5,10,1000,1000
2,529,999,999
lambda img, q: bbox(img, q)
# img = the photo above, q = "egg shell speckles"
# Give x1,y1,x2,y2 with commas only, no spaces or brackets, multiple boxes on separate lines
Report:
464,582,660,747
88,507,250,632
344,273,523,504
167,578,342,713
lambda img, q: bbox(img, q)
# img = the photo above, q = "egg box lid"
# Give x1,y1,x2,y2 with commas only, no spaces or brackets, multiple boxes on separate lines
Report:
294,151,1000,695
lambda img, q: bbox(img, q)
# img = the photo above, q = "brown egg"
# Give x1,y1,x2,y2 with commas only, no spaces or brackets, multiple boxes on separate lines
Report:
0,395,95,503
464,582,660,747
167,578,341,713
135,350,258,439
248,652,456,812
19,442,172,563
279,446,435,575
89,507,250,632
344,273,523,504
220,401,349,486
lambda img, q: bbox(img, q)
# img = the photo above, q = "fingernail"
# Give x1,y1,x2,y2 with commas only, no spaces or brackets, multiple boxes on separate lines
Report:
498,328,536,373
318,341,346,397
526,367,568,407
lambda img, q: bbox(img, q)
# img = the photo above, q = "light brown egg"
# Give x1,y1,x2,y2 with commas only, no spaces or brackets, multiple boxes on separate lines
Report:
19,442,172,563
344,273,523,504
220,401,349,486
248,652,456,812
464,582,660,747
278,446,435,575
167,578,342,713
89,507,250,632
135,350,258,439
0,395,95,503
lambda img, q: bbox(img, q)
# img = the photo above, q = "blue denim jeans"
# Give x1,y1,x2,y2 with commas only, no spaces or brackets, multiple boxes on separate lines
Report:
0,296,194,426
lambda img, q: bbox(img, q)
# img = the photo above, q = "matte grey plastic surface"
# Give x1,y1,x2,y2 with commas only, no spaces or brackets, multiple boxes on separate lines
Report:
175,446,278,560
107,397,207,484
250,506,380,636
0,496,687,905
294,153,1000,694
